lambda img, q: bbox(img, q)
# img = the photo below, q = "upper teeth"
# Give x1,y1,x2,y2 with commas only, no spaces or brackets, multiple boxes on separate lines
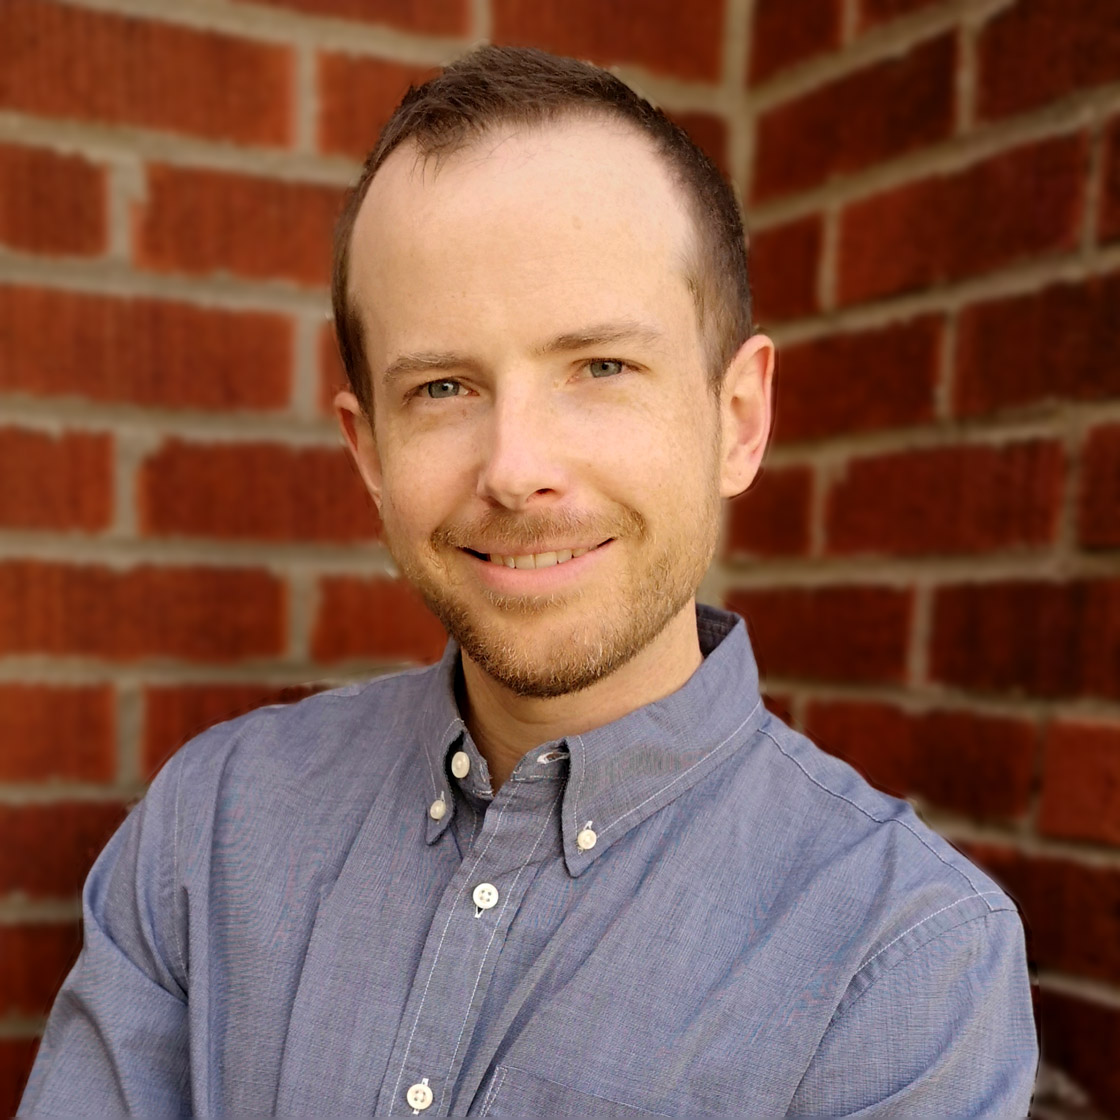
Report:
487,547,590,569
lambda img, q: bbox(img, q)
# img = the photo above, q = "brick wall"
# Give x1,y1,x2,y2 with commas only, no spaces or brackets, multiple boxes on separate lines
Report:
0,0,1116,1114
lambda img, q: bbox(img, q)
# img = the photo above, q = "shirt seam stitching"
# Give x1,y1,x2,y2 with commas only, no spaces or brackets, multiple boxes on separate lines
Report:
758,725,991,900
170,758,187,984
594,697,764,840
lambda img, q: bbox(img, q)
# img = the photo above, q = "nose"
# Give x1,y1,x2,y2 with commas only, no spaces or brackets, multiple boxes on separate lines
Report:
475,388,567,510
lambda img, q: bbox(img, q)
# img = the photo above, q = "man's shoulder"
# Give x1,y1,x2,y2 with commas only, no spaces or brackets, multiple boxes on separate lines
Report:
725,710,1021,971
163,661,444,819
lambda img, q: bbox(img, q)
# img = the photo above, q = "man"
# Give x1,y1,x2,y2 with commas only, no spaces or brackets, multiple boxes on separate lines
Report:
21,46,1037,1117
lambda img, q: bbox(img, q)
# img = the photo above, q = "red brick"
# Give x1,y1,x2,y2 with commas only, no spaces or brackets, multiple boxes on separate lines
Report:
749,216,821,323
320,321,348,414
727,585,912,683
665,111,730,180
838,135,1086,305
972,847,1120,984
773,316,941,442
911,709,1037,819
725,465,813,557
136,166,343,287
1036,988,1120,1119
143,683,317,777
312,576,447,664
1103,116,1120,243
0,802,127,896
0,286,291,409
0,428,113,531
0,922,81,1016
754,34,955,202
804,700,913,795
858,0,941,29
978,0,1120,121
1079,424,1120,550
0,561,286,661
317,53,436,158
0,685,115,783
954,274,1120,418
762,691,795,723
0,143,106,256
825,440,1064,556
806,700,1036,817
931,579,1120,700
251,0,467,34
491,0,724,82
750,0,842,85
139,439,378,542
1039,721,1120,845
0,0,291,145
0,1039,39,1120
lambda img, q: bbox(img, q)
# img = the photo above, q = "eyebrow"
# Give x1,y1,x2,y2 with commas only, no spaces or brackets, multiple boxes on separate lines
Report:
380,320,666,385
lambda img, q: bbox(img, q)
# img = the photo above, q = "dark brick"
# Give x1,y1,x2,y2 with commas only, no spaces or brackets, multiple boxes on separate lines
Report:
749,0,842,85
0,685,115,782
955,274,1120,417
728,585,912,683
773,316,941,442
749,216,821,323
1037,987,1120,1118
838,134,1086,304
725,465,813,557
1039,721,1120,845
1079,424,1120,550
754,33,955,201
931,579,1120,700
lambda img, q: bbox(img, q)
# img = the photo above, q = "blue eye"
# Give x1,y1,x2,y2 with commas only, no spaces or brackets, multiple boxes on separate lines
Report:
424,379,462,398
588,359,624,378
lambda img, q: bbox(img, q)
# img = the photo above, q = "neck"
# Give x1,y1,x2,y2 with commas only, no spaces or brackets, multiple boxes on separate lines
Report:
459,602,703,790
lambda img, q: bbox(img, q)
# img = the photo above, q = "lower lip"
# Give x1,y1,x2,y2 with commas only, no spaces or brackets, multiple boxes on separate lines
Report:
464,541,613,594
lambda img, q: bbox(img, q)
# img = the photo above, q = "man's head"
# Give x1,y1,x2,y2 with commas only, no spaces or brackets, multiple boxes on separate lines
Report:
335,47,773,700
332,45,753,415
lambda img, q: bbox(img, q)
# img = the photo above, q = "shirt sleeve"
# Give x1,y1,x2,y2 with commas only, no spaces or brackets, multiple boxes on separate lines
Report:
18,757,191,1118
787,907,1038,1118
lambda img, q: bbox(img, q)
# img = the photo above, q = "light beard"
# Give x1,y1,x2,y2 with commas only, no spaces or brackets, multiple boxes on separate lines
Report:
385,498,720,699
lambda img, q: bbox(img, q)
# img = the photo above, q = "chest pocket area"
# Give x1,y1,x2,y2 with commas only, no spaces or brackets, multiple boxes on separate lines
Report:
478,1065,672,1118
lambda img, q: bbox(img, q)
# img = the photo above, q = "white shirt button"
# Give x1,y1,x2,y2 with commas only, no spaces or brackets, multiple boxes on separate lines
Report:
406,1081,433,1111
428,798,446,821
576,827,598,851
472,882,499,910
450,750,471,778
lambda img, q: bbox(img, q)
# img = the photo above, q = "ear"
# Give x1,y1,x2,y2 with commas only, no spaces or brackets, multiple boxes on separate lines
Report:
335,389,383,510
718,333,775,499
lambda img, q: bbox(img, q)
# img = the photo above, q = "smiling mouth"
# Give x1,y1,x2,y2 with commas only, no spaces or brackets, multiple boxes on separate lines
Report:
462,539,613,569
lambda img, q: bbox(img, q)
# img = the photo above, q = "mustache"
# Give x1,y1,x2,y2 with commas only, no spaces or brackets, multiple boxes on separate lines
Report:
432,506,646,553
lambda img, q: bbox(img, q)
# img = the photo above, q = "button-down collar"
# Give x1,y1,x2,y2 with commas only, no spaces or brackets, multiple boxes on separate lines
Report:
418,604,766,873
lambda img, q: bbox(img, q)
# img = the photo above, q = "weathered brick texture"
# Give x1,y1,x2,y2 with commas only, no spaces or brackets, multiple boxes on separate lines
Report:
838,135,1086,304
0,562,287,660
725,465,813,557
491,0,724,81
0,685,116,783
0,0,293,144
1079,424,1120,549
773,317,941,443
749,0,841,85
136,167,344,286
250,0,469,34
748,216,822,324
977,0,1120,120
1038,721,1120,845
824,440,1065,556
0,924,81,1017
312,576,448,664
139,439,378,542
753,33,956,202
0,428,113,532
0,143,107,257
1035,987,1120,1118
1103,116,1120,242
0,286,292,409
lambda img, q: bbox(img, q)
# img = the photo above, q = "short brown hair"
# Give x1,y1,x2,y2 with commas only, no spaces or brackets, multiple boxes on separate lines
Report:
331,44,752,415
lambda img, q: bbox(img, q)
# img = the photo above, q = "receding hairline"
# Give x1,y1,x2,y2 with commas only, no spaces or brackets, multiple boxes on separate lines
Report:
342,111,718,380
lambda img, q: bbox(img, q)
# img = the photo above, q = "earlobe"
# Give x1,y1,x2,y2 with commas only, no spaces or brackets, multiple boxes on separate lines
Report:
335,389,384,509
718,334,775,499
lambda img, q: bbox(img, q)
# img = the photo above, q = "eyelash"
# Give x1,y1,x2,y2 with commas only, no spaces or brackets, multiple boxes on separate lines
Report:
408,358,632,401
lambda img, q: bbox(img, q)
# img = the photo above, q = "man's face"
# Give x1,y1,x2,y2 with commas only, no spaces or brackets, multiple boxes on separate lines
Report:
343,118,737,697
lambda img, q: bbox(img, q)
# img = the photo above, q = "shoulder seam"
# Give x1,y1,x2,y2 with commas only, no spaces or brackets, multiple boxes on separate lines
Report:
757,725,996,901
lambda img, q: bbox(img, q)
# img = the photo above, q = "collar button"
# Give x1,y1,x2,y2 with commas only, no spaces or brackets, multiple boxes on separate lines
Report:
576,827,598,851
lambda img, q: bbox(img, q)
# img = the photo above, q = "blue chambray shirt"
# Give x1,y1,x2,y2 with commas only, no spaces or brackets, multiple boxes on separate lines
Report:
21,606,1038,1117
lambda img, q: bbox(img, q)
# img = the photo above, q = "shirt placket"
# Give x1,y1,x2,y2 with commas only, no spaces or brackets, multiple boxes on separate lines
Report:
376,775,561,1117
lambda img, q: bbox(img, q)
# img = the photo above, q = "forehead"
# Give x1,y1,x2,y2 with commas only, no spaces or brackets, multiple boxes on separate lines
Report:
347,117,701,359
